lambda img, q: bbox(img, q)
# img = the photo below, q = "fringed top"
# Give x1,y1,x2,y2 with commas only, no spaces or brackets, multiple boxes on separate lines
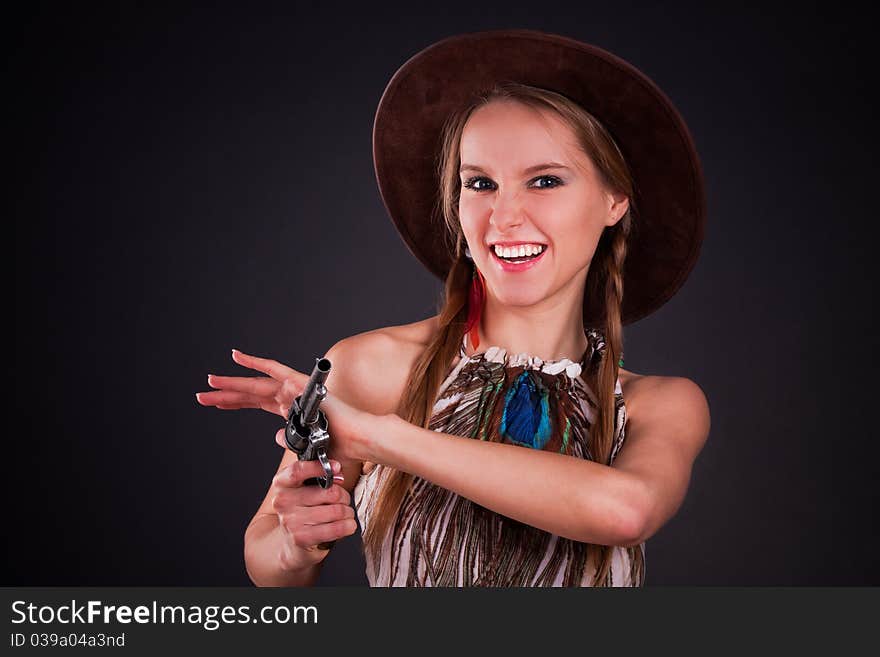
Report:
353,327,646,586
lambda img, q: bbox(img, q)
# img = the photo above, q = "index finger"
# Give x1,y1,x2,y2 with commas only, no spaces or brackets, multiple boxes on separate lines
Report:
273,458,343,488
231,349,303,383
206,374,277,396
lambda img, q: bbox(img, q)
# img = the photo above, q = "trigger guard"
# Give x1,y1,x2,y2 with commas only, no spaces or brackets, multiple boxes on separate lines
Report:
315,450,334,489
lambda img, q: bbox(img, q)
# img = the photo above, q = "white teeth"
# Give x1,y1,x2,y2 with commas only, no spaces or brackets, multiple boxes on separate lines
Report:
493,244,545,258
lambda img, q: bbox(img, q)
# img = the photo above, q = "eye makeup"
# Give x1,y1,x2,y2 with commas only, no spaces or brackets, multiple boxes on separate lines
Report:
461,174,564,191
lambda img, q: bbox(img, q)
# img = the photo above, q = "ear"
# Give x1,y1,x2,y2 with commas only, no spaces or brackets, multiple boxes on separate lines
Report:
606,191,630,227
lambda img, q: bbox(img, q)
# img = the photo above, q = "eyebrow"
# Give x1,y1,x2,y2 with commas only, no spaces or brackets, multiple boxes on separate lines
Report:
459,162,572,175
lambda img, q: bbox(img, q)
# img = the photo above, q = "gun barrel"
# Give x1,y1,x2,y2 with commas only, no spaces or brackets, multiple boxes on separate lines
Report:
299,357,332,425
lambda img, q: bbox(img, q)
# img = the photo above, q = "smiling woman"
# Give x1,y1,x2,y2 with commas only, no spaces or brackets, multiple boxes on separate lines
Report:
456,100,630,300
197,28,709,587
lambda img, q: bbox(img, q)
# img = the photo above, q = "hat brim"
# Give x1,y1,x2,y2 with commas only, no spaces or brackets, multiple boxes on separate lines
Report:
373,29,706,326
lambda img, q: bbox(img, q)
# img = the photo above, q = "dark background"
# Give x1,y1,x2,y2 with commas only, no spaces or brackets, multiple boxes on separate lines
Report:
9,2,876,585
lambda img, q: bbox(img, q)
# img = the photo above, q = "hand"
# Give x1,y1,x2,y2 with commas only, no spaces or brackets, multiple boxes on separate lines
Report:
195,349,376,463
270,457,359,569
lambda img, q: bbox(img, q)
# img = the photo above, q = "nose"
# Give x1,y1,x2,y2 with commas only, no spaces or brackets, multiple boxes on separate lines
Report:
489,191,525,233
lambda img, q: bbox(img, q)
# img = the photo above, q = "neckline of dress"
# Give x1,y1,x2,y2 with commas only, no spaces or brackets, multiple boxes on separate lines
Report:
458,328,604,378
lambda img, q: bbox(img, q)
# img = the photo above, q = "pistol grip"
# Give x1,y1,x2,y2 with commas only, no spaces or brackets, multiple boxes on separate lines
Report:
303,476,339,551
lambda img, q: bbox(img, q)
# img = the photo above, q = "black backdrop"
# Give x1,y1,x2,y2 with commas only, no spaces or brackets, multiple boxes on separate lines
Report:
9,1,877,585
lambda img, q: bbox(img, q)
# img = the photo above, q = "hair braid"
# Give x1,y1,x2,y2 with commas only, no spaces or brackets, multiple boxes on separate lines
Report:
586,209,639,585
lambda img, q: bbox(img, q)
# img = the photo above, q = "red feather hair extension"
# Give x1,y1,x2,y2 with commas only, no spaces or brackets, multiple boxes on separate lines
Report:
464,267,485,351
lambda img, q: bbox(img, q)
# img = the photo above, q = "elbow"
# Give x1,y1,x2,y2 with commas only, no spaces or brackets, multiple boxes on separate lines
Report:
617,519,646,549
571,479,647,548
614,509,646,549
243,528,260,587
243,522,275,587
614,480,651,548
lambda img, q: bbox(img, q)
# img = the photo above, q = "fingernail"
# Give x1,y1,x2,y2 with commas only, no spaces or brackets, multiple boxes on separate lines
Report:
333,475,345,482
331,461,341,474
231,349,239,357
195,393,203,403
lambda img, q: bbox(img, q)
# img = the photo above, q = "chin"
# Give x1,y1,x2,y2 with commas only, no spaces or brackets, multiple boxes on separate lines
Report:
492,289,549,308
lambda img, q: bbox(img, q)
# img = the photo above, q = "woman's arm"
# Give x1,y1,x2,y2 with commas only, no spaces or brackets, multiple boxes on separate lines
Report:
367,413,642,546
607,375,710,545
244,513,322,587
241,447,349,587
364,375,709,547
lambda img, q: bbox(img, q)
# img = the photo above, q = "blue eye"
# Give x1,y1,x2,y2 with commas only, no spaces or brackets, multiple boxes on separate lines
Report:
462,176,493,191
461,175,563,192
532,175,563,189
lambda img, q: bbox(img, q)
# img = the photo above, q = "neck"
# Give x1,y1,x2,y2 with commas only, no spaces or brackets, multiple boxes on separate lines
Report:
470,277,590,363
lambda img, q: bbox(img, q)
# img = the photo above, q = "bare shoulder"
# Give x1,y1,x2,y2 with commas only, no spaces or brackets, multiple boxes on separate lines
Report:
324,315,440,417
620,369,711,452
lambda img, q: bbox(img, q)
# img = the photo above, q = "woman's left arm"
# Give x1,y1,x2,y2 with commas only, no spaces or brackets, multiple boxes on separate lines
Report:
606,376,711,545
364,375,710,548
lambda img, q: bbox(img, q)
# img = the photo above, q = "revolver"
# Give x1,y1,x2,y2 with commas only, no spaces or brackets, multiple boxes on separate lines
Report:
284,357,334,489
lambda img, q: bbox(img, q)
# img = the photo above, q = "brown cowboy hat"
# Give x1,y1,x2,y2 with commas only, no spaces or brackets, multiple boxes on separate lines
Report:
372,28,706,326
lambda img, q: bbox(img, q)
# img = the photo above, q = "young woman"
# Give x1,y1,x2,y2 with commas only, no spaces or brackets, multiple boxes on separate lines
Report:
196,30,710,586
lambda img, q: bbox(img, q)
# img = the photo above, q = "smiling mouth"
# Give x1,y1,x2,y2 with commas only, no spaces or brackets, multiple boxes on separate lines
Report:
491,245,547,263
489,246,548,272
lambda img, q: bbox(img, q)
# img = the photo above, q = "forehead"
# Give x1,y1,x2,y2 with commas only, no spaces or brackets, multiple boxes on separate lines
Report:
459,100,587,171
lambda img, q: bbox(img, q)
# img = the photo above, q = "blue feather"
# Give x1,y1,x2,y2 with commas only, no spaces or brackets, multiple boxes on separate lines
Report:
500,371,553,449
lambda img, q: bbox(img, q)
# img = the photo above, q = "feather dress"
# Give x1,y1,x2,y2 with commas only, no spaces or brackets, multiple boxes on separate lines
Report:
353,327,646,586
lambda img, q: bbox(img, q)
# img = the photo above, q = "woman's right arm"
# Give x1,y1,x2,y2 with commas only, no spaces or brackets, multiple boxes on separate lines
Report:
246,515,320,587
239,330,410,586
244,449,353,587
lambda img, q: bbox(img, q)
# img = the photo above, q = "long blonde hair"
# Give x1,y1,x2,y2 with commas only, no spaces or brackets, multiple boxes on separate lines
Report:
363,81,642,585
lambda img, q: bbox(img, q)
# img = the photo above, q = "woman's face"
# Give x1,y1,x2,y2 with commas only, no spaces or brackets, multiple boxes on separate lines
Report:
458,100,626,310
